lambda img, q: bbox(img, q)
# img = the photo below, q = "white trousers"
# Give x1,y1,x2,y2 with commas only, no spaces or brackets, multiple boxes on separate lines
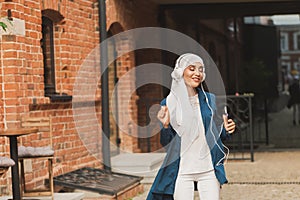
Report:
174,170,220,200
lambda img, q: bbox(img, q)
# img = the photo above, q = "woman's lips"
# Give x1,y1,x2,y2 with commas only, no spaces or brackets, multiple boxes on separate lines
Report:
192,77,200,82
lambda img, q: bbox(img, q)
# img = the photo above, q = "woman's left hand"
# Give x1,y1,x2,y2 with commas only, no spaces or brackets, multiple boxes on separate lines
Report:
223,114,236,134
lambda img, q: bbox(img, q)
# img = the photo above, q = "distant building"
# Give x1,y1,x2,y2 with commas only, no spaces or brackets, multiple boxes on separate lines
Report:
244,16,273,25
245,16,300,92
277,24,300,90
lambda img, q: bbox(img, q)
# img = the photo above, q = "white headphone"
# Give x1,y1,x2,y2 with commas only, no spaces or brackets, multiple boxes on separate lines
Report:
201,67,206,82
173,54,206,83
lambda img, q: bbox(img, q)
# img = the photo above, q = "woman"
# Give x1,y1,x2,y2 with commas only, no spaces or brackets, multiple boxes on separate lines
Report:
287,75,300,125
147,53,236,200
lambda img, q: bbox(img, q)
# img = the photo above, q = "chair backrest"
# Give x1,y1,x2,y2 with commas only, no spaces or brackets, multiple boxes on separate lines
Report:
21,116,52,148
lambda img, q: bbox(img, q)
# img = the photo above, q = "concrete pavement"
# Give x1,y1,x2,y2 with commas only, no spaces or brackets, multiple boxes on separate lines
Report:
267,107,300,148
133,151,300,200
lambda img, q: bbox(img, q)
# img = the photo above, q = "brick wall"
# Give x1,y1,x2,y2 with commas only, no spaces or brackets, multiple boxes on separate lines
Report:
0,0,162,195
106,0,161,153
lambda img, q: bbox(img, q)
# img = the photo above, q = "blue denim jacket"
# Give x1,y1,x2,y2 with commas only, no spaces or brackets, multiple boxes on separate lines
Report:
147,89,229,200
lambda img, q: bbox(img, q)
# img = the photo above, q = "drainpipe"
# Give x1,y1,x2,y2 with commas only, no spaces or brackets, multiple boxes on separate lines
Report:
98,0,111,173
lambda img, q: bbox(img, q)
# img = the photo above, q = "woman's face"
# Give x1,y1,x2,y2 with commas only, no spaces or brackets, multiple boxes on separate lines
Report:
183,62,205,88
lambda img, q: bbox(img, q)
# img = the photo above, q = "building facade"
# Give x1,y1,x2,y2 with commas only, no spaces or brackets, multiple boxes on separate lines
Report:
278,24,300,90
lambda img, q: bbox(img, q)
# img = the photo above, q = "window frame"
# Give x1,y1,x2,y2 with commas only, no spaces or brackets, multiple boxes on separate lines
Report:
293,31,300,50
280,32,288,51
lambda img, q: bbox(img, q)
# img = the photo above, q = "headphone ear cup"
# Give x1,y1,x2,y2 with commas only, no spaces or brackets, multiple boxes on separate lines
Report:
201,72,206,82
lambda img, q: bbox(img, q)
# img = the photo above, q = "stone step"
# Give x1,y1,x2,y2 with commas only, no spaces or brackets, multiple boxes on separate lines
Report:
111,153,165,184
0,192,84,200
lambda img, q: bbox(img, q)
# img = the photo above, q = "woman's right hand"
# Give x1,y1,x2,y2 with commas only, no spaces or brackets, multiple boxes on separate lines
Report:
157,106,170,128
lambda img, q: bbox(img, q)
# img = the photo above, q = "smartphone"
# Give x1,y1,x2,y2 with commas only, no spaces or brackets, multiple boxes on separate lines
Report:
223,106,228,124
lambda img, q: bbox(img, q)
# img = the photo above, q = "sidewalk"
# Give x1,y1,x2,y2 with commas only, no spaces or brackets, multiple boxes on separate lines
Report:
133,151,300,200
267,107,300,148
222,150,300,200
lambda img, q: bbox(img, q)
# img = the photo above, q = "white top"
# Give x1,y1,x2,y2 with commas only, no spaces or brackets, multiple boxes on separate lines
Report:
179,94,214,174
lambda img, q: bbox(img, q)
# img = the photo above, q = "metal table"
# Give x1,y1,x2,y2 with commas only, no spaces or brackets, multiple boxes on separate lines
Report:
0,127,38,200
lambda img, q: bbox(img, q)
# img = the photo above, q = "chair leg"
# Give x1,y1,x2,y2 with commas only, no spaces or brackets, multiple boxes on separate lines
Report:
19,159,25,196
48,158,54,200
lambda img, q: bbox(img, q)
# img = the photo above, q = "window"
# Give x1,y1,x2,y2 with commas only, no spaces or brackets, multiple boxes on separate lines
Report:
293,32,300,50
294,62,300,71
41,16,56,96
280,33,288,51
41,10,70,101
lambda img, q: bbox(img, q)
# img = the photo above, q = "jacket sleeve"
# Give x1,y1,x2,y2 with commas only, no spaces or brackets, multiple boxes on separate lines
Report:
160,125,177,147
159,99,177,147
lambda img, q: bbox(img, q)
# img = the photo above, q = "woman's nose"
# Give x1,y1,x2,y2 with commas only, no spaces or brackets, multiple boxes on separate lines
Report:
194,68,201,75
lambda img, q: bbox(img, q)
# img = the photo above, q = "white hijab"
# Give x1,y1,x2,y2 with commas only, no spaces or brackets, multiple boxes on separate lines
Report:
167,53,205,153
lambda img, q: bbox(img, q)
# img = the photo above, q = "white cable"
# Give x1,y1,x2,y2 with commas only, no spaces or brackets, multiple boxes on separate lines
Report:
201,84,229,166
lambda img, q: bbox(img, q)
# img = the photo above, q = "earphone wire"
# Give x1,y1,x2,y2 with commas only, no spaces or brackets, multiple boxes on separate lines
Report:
200,84,230,166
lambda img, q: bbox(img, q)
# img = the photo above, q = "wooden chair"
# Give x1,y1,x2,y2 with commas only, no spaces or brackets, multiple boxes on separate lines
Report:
18,116,54,200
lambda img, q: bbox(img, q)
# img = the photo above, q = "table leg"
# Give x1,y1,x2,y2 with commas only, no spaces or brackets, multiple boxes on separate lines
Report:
9,136,21,200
